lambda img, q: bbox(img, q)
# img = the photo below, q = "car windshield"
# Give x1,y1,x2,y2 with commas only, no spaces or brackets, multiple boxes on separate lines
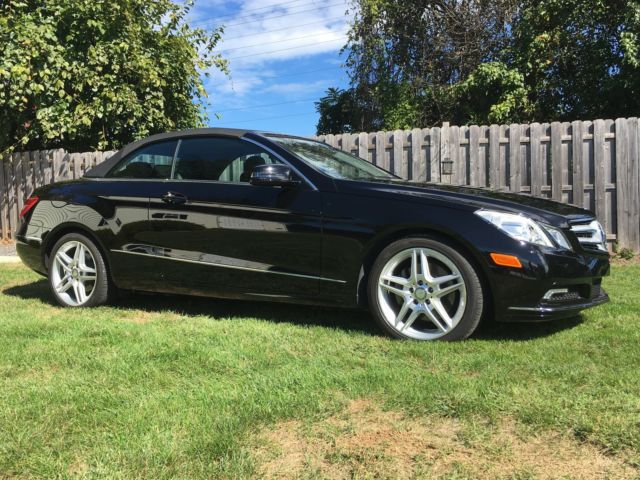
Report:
267,136,396,180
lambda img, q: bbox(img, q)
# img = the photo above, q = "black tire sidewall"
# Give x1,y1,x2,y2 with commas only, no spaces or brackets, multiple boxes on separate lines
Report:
368,237,484,341
48,233,110,308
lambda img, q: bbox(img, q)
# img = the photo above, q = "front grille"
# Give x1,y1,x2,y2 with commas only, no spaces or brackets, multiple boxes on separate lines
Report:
570,220,607,252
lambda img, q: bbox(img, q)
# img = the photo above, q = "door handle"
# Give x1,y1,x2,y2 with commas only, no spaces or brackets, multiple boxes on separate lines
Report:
161,191,187,205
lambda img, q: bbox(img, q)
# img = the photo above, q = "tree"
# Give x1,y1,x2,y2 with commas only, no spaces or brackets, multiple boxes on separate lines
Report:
315,88,358,135
336,0,518,131
0,0,227,153
510,0,640,120
318,0,640,133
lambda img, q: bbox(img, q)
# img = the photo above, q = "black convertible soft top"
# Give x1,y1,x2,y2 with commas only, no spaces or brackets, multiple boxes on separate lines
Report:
85,128,257,178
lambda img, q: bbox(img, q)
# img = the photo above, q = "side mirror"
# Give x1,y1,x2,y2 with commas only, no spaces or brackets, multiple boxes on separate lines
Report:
250,164,299,187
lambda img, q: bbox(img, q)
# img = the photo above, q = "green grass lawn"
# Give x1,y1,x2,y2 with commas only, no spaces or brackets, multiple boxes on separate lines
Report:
0,263,639,479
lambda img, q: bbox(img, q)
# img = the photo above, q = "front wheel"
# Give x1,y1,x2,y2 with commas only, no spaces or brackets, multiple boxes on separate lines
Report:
48,233,111,308
368,237,485,341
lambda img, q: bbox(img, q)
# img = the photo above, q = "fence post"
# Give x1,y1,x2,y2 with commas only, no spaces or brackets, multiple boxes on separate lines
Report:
14,153,24,216
440,123,450,183
5,155,16,240
0,153,7,240
593,119,607,228
615,118,629,249
628,118,640,251
450,125,462,185
469,125,480,187
393,130,406,178
358,132,368,162
508,124,521,192
375,131,385,171
551,122,563,202
571,120,584,208
410,128,423,181
530,123,542,197
430,127,441,183
43,150,53,185
488,124,500,189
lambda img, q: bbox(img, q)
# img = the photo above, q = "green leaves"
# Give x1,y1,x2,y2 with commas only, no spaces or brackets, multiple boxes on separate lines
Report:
0,0,228,153
451,62,532,124
322,0,640,131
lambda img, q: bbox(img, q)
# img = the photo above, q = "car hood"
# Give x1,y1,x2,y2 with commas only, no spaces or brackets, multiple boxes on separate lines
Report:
345,179,595,226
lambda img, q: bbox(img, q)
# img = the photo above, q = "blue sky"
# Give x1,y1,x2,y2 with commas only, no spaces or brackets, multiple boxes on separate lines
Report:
187,0,353,136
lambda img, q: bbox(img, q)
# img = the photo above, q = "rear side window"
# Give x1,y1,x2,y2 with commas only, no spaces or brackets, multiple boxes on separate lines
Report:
173,137,281,182
108,140,177,179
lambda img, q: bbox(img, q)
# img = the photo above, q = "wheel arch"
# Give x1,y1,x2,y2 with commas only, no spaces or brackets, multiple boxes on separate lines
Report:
42,223,112,276
356,227,494,317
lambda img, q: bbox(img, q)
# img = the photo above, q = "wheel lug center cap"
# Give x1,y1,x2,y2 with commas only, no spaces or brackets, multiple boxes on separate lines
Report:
414,288,427,301
72,268,78,279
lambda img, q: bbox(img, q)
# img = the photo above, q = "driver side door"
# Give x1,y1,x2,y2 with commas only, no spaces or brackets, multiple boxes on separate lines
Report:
142,136,324,299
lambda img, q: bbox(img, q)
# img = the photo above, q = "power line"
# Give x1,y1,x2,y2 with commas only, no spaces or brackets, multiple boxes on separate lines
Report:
217,31,348,54
210,97,319,113
197,1,348,30
227,37,347,61
222,16,347,41
213,111,317,125
191,0,312,26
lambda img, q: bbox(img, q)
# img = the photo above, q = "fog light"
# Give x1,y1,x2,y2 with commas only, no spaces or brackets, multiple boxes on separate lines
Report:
543,288,569,300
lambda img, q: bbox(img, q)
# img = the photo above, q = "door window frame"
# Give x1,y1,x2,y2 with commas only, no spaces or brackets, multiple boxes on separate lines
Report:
104,139,179,180
103,135,318,190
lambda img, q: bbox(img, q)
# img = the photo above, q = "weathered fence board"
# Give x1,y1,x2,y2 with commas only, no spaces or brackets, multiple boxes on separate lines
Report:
2,118,640,252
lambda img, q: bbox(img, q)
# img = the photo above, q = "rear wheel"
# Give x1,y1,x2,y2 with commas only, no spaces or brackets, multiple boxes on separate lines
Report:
368,237,484,341
48,233,111,308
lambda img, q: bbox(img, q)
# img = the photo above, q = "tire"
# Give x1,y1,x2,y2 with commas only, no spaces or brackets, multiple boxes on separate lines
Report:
367,237,484,341
48,233,111,308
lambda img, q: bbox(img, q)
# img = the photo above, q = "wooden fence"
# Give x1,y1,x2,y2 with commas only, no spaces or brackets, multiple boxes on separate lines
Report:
1,117,639,251
0,150,115,242
317,118,640,251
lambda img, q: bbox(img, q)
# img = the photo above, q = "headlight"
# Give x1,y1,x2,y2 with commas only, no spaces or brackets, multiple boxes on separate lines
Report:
475,210,571,250
542,224,572,249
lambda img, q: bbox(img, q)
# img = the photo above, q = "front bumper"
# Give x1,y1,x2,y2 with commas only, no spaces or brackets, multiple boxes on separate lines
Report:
490,246,610,322
503,286,609,322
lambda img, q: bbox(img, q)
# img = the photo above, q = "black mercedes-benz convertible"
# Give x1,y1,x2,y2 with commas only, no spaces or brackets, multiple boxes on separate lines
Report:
16,128,610,340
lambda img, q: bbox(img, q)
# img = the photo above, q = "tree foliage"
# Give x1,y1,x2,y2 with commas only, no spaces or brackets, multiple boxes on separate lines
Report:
451,62,532,125
317,0,640,133
0,0,227,153
315,88,361,135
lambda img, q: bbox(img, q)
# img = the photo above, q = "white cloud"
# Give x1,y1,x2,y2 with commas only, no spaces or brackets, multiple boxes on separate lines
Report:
191,0,350,65
191,0,352,101
260,79,329,94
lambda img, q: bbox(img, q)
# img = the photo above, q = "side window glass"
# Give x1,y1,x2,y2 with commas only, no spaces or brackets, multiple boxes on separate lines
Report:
219,153,280,183
173,137,282,182
108,141,177,179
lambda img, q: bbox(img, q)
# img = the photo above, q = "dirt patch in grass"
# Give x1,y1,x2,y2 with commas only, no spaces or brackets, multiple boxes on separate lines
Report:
67,458,89,477
117,310,184,324
253,399,637,479
121,310,156,324
611,256,640,266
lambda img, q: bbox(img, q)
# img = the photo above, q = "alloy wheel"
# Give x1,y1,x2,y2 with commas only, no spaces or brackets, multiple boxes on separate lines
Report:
51,240,98,306
377,247,467,340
